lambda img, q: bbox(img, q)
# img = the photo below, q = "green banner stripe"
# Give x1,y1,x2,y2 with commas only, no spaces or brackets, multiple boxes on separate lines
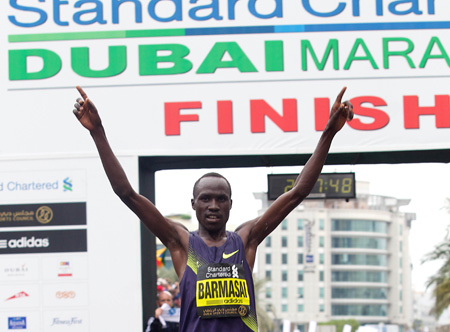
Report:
8,29,186,42
125,29,185,38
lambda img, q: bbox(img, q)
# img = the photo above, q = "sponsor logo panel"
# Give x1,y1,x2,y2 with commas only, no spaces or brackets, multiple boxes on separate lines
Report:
0,257,39,281
0,202,86,228
42,256,88,281
8,316,26,330
43,283,88,307
0,312,40,331
44,310,88,332
0,170,86,203
0,285,39,309
0,230,87,255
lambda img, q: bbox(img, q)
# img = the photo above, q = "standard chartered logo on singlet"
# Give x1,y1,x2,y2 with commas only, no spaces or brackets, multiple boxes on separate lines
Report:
196,263,250,319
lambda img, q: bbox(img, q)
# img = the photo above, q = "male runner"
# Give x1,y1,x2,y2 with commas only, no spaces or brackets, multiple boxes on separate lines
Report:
73,86,353,331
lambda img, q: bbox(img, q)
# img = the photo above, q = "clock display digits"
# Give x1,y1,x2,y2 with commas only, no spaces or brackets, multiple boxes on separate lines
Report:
329,179,339,192
268,173,355,200
284,179,295,193
316,178,323,192
342,178,352,193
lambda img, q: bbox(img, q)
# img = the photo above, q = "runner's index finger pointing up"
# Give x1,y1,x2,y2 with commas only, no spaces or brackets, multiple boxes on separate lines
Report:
76,86,87,101
335,86,347,104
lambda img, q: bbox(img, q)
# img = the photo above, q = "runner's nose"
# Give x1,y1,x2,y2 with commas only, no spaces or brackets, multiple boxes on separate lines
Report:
209,199,219,210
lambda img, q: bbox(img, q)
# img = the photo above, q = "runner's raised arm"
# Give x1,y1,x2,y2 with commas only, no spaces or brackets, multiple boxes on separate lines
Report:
73,86,189,279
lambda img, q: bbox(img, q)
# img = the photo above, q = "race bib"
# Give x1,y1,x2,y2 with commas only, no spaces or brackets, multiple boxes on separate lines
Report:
196,263,250,319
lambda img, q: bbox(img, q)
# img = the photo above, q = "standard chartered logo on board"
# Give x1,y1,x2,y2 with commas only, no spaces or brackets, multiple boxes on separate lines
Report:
0,176,74,193
63,177,73,192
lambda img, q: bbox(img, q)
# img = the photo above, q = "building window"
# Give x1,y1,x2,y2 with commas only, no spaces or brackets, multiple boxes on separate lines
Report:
331,254,388,266
298,287,304,298
266,236,271,248
332,304,387,316
281,236,288,247
282,253,288,265
297,304,304,312
298,236,304,247
400,224,403,235
266,253,271,264
320,270,324,281
399,241,403,252
400,257,403,268
297,219,304,230
331,219,388,233
298,253,304,264
298,270,304,281
320,304,325,312
320,287,324,299
282,287,288,298
320,253,324,264
281,219,288,230
282,304,288,312
331,237,387,250
332,287,388,299
400,290,403,301
332,271,388,283
266,287,272,298
319,219,324,230
320,236,324,247
265,270,271,281
282,270,288,281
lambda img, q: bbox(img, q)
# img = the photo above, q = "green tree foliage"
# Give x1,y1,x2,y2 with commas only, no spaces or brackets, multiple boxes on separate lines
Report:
157,266,179,283
318,319,360,332
254,276,276,332
422,198,450,317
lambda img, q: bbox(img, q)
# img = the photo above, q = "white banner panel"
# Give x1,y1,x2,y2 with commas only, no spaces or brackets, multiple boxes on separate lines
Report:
1,0,449,157
0,157,142,332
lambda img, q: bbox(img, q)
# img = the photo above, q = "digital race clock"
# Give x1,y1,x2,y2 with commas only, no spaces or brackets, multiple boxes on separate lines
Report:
267,173,356,200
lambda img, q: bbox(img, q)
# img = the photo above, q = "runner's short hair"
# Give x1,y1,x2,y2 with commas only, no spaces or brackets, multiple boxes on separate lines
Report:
192,172,232,198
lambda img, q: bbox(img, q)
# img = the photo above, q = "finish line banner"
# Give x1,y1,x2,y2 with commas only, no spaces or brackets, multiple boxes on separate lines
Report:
2,1,450,157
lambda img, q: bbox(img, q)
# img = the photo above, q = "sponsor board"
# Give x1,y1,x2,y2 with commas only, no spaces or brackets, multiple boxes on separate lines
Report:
8,316,26,330
57,261,73,278
43,283,88,307
0,285,39,309
0,312,40,332
0,230,87,255
0,258,39,281
44,310,88,332
0,202,86,228
42,256,88,281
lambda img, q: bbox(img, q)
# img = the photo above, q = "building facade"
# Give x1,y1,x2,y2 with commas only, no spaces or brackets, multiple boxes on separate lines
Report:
255,182,415,331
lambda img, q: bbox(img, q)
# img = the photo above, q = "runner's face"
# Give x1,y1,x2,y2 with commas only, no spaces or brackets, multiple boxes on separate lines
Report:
192,177,232,232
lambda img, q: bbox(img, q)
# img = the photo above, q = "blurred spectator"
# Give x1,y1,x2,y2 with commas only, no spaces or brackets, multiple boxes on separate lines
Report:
145,291,180,332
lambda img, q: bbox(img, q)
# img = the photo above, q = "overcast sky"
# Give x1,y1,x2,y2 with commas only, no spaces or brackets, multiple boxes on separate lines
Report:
155,162,450,292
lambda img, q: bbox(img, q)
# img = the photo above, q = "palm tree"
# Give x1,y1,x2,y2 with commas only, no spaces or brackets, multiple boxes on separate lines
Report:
254,275,276,332
444,198,450,214
422,198,450,317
